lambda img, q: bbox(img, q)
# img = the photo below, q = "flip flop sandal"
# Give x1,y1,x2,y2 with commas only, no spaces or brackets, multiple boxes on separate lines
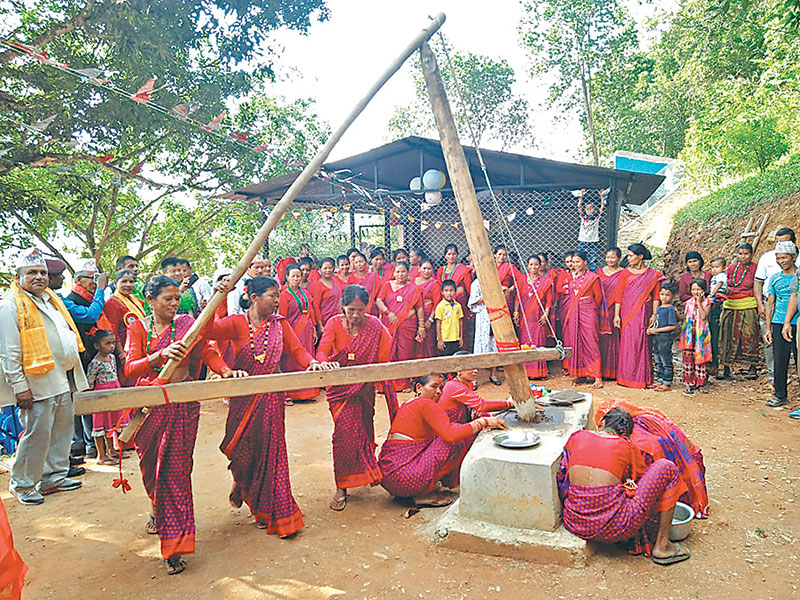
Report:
414,494,454,508
255,520,269,529
652,542,690,565
97,457,118,466
284,399,294,406
403,507,421,519
329,494,347,511
146,514,158,535
165,557,187,575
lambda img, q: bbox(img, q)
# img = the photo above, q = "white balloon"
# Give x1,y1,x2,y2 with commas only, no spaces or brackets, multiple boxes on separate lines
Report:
409,176,422,193
422,168,446,190
424,190,442,205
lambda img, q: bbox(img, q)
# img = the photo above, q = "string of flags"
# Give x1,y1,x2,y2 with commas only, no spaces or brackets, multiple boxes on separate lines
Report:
0,39,276,171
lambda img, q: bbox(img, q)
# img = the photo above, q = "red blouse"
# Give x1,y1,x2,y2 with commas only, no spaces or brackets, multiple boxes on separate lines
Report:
678,271,711,303
203,313,314,369
376,281,422,318
278,287,320,326
725,262,755,299
315,315,392,363
564,430,646,481
438,379,513,415
389,397,475,442
124,317,228,382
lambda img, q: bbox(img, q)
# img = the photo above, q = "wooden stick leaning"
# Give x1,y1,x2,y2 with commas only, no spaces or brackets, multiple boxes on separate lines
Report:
74,348,569,415
419,42,534,407
117,13,447,442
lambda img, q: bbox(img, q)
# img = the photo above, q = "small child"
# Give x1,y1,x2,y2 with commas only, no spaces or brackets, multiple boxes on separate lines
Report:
679,279,713,395
708,257,728,376
86,330,124,465
647,283,679,391
577,189,606,271
435,280,464,356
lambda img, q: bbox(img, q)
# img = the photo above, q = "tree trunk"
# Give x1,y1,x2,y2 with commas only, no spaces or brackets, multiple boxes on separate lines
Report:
580,65,599,167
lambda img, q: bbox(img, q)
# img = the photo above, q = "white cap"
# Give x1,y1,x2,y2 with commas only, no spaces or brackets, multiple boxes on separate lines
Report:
17,248,47,270
775,241,797,256
75,258,98,276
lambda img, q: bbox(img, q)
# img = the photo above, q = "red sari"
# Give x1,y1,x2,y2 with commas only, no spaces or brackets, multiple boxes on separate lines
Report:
436,263,472,318
615,268,663,389
597,268,623,380
378,281,422,391
0,496,26,599
278,287,319,400
518,274,552,378
378,397,474,497
415,278,441,358
497,261,522,316
563,271,602,379
316,315,394,489
595,399,709,518
309,277,343,327
204,313,313,536
360,272,383,315
124,314,228,560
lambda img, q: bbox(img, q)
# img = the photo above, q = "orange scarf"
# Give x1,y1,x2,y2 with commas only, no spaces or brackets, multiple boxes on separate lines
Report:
113,289,146,320
11,281,85,375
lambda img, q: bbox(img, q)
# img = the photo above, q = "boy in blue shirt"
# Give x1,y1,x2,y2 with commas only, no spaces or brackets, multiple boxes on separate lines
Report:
647,283,679,391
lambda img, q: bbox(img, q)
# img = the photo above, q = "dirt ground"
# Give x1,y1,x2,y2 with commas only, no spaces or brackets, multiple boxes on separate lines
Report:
2,370,799,600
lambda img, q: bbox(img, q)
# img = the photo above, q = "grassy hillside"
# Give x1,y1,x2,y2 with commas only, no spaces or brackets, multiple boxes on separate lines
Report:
673,154,800,228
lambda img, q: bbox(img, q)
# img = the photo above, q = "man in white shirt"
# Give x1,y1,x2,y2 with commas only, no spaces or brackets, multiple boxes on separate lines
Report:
227,255,267,316
576,189,605,271
0,249,88,505
754,228,800,383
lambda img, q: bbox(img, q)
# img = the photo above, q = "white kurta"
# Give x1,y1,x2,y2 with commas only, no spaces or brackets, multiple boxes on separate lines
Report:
467,279,497,354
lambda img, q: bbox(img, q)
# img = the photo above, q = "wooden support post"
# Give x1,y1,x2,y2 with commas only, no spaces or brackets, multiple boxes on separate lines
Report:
419,43,535,405
72,349,566,415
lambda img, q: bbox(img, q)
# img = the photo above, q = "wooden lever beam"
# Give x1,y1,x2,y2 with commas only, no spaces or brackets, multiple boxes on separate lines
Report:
73,348,569,415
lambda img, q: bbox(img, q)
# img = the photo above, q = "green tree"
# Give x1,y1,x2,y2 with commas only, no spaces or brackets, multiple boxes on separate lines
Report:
388,45,531,150
0,0,330,271
520,0,637,165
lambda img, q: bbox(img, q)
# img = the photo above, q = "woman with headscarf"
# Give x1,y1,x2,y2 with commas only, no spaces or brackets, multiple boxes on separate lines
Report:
678,251,711,303
613,244,664,389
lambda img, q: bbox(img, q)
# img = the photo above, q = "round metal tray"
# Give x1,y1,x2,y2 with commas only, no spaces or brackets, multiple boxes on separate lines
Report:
493,430,541,449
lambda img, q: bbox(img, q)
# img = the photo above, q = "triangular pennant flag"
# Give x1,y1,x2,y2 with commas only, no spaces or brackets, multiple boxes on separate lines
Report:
171,104,190,119
202,111,226,132
131,77,156,104
130,161,144,174
97,153,114,163
230,131,250,142
252,144,269,152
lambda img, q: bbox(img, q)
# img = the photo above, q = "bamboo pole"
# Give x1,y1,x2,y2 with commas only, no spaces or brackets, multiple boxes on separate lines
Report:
72,349,566,415
156,13,447,381
418,43,535,405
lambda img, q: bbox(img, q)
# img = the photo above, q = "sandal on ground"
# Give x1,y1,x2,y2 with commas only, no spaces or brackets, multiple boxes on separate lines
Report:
488,376,502,386
284,399,294,406
414,493,454,508
652,542,690,565
165,556,187,575
329,494,347,511
653,384,671,392
97,456,118,466
146,514,158,535
255,520,269,530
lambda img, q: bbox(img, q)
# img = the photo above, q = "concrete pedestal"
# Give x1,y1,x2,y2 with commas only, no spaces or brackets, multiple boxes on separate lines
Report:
433,394,593,565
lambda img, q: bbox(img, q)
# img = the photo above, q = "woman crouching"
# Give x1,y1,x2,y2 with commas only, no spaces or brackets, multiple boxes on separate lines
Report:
378,374,506,508
557,409,691,565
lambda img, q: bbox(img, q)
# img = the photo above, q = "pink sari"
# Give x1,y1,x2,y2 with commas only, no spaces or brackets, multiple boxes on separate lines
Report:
598,269,623,379
563,271,602,379
132,315,199,560
380,282,420,391
518,274,552,379
280,288,318,400
416,278,440,358
497,261,521,315
324,316,398,489
211,314,305,536
616,268,663,389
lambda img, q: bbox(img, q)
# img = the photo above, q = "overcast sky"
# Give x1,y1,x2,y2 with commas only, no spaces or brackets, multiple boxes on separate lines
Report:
268,1,580,162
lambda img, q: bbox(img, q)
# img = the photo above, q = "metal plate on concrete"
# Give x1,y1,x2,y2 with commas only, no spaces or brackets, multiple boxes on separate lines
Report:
493,431,541,449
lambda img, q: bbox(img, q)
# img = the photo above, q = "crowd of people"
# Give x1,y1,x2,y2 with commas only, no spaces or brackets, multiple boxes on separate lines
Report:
1,224,797,579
